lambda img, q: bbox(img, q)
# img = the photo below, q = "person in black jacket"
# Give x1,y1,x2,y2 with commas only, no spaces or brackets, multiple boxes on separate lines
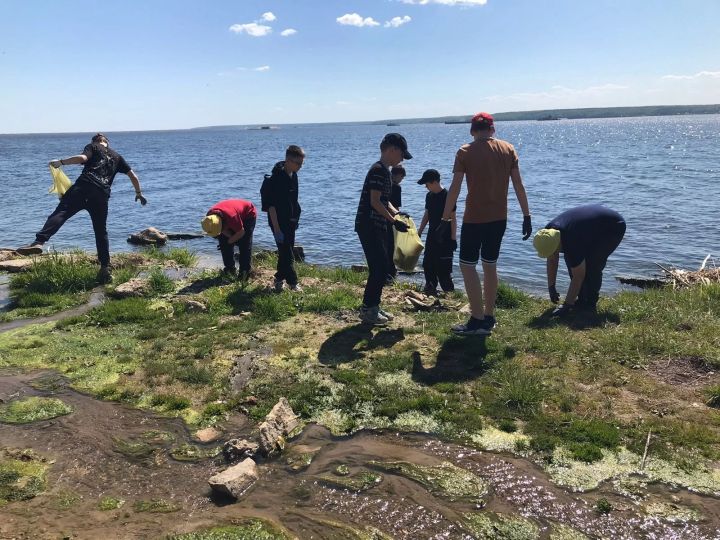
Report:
260,145,304,292
17,133,147,284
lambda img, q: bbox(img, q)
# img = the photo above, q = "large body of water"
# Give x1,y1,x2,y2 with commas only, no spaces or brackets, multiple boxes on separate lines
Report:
1,115,718,294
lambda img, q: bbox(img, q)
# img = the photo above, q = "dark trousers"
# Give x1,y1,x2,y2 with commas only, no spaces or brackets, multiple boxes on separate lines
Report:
218,217,255,273
275,228,298,286
35,182,110,267
423,240,455,293
572,222,626,308
357,225,389,308
386,227,397,279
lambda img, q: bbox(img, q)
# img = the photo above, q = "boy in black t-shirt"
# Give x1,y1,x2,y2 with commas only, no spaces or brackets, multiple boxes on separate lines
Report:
17,133,147,284
386,165,406,283
355,134,413,326
417,170,457,295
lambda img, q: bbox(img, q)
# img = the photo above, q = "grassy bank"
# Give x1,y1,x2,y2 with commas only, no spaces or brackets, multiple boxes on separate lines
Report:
1,252,719,494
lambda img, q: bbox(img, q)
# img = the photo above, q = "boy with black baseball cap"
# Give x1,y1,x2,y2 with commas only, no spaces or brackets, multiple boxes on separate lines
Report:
417,169,456,295
355,133,412,326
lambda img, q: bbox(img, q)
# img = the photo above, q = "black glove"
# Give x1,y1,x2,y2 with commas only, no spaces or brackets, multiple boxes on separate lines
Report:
393,219,409,233
450,239,458,252
135,192,148,206
522,215,532,240
432,220,451,244
548,284,560,303
551,303,573,317
397,211,410,218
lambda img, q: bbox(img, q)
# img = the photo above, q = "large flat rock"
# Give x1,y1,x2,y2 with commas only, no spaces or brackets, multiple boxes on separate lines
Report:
208,458,258,499
0,259,33,273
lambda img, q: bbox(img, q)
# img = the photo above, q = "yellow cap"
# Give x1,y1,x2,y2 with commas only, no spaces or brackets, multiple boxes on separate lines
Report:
201,214,222,237
533,228,561,258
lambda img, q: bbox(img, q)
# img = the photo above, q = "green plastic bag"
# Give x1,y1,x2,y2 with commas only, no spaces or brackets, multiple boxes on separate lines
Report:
393,215,424,272
48,165,71,197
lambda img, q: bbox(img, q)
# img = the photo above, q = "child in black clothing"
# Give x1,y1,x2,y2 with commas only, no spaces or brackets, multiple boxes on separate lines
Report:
386,165,406,283
416,169,457,295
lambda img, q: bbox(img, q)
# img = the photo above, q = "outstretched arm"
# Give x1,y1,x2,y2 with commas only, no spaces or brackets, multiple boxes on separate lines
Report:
49,154,88,168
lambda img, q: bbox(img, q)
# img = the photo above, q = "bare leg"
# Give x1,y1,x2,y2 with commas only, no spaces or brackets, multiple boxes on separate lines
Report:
482,261,498,317
461,262,483,319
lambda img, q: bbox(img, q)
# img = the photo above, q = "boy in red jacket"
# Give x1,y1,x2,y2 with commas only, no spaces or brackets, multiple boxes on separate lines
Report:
202,199,257,279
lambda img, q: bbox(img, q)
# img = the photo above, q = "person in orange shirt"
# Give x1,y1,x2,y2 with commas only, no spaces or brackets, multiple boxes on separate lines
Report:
440,112,532,335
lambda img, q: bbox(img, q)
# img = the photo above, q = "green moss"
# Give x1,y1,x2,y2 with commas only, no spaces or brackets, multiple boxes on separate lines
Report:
133,498,181,513
98,496,125,511
150,393,191,411
0,449,49,505
0,397,73,424
369,460,487,504
169,444,220,462
112,437,156,460
89,297,164,326
318,471,383,492
168,519,291,540
463,512,540,540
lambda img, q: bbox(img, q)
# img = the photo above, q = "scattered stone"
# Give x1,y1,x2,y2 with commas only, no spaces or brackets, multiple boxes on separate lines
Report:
223,438,260,462
208,457,259,500
369,460,488,505
194,427,222,443
127,227,169,246
0,259,33,273
318,471,383,492
111,277,150,298
258,397,302,456
285,444,321,472
179,298,208,313
229,353,260,394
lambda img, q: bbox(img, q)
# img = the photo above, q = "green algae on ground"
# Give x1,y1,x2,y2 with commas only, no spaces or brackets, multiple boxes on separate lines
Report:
463,512,539,540
549,524,589,540
0,449,49,505
285,444,321,471
0,396,73,424
471,426,530,453
643,501,702,523
169,443,221,462
296,516,393,540
133,498,181,513
98,496,125,511
318,471,383,492
169,518,291,540
369,460,487,504
112,437,156,460
334,464,351,476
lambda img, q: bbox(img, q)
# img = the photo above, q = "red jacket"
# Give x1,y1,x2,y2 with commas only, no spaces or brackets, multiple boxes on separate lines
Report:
207,199,257,234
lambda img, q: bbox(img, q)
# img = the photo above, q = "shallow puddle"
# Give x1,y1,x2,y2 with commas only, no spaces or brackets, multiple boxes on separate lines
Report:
1,371,719,539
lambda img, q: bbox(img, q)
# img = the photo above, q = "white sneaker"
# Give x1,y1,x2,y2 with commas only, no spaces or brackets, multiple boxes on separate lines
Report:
289,283,303,293
359,306,389,326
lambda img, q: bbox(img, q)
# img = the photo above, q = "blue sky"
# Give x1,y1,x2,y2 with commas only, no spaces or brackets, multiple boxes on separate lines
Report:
1,0,718,133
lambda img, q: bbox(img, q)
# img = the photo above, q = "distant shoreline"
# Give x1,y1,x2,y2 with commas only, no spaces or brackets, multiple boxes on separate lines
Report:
2,104,719,136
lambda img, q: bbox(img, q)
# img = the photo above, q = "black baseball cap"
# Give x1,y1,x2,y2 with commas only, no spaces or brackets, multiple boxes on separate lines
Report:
417,169,441,185
382,133,412,160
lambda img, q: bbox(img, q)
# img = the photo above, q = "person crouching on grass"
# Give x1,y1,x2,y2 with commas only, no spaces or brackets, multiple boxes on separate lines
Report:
201,199,257,281
416,169,457,295
355,133,413,326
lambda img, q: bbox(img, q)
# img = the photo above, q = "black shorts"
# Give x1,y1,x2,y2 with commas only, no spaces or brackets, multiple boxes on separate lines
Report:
459,220,507,265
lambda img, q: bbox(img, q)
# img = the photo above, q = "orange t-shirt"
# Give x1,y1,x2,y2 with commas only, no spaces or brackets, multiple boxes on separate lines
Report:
452,138,519,224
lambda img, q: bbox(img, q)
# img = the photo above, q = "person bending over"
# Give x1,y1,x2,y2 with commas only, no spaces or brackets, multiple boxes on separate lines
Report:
534,204,626,316
18,133,147,283
202,199,257,280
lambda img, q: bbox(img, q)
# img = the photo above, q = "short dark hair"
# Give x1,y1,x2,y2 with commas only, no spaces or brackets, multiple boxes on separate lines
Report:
286,145,305,159
92,133,108,144
391,166,406,177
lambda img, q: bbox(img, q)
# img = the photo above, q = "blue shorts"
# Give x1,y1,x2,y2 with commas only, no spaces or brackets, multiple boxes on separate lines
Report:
459,220,507,265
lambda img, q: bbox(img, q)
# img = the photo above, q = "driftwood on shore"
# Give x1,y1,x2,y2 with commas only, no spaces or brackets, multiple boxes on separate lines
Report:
617,255,719,289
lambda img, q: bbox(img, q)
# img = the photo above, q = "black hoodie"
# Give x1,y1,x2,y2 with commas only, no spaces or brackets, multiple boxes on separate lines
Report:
260,161,302,231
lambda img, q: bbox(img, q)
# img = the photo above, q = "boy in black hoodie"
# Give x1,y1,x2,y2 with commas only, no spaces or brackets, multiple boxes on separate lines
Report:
261,145,304,292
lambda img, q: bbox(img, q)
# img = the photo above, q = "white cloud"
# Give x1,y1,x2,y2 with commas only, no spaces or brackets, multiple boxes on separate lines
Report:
385,16,412,28
229,23,272,37
280,28,297,37
480,83,628,103
254,66,270,72
400,0,488,5
662,70,720,80
261,12,276,22
336,13,381,27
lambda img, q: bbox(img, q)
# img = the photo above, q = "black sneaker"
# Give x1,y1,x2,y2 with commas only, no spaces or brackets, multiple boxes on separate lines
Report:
16,242,44,256
97,266,112,285
452,315,496,336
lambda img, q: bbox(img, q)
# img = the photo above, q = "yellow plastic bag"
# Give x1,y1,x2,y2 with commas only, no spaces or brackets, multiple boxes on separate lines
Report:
393,215,425,272
48,165,72,197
